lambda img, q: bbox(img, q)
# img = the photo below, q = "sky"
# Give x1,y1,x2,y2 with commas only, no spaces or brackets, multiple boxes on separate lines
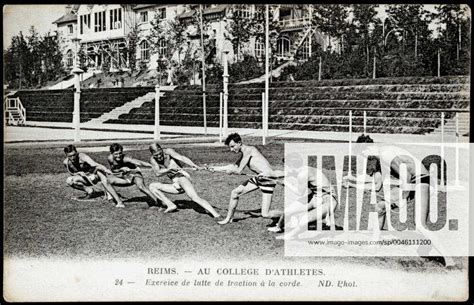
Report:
3,5,67,48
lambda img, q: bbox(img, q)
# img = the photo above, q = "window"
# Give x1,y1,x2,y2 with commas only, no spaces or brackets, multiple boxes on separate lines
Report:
79,14,91,34
110,8,122,30
277,36,291,57
140,40,150,61
66,50,74,67
94,11,106,32
139,11,148,23
255,40,264,60
158,39,167,57
238,5,252,18
67,24,73,34
300,39,309,60
157,8,166,20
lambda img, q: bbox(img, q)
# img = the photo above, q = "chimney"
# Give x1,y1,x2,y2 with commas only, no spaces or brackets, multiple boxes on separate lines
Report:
65,4,72,14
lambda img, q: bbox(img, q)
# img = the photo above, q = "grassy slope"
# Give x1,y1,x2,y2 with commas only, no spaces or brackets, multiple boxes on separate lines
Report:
4,140,464,273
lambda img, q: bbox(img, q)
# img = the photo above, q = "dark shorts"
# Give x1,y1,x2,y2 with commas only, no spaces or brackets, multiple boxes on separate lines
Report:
243,176,277,194
81,173,100,186
114,171,143,184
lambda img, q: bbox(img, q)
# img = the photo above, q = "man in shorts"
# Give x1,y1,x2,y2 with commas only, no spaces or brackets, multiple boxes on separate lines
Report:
107,143,163,209
148,143,220,217
260,153,339,239
209,133,282,225
343,134,455,267
63,144,124,207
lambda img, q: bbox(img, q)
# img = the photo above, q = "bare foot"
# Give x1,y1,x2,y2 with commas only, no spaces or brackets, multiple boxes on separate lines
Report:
275,233,295,240
115,203,125,208
267,226,283,233
217,218,232,225
164,205,178,213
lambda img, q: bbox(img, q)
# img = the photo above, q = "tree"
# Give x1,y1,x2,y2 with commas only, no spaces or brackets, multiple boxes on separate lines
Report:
26,26,43,87
432,4,470,75
40,31,66,82
351,5,380,75
227,5,259,61
125,23,140,73
312,4,350,52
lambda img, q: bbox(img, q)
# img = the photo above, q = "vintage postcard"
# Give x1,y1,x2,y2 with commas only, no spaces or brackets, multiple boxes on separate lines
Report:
3,3,471,302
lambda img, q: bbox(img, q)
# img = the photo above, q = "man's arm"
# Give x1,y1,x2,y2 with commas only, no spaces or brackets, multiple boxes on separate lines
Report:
63,159,76,175
80,153,112,174
124,156,152,168
343,172,382,191
233,148,253,174
209,163,239,174
149,157,178,177
165,148,201,169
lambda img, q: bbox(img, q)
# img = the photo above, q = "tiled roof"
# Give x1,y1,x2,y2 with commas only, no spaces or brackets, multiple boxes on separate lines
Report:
178,4,227,19
53,13,77,24
133,4,156,10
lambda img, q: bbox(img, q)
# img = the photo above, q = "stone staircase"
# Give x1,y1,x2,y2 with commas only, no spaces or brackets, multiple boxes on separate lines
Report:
432,111,470,136
85,91,158,124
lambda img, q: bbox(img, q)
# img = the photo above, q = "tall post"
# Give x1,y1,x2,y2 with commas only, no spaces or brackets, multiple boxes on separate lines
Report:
455,112,460,186
262,92,266,145
264,5,270,143
222,50,229,138
154,84,161,140
348,110,353,177
219,92,223,143
308,5,313,58
437,48,441,77
72,67,83,143
457,22,461,62
414,32,418,58
199,5,207,135
318,56,322,81
440,112,445,187
363,111,367,134
372,46,376,79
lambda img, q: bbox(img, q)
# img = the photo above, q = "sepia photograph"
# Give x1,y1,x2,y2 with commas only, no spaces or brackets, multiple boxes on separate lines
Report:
3,3,471,302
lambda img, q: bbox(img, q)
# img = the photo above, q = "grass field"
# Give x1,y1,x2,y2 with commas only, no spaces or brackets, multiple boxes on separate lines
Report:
4,138,466,273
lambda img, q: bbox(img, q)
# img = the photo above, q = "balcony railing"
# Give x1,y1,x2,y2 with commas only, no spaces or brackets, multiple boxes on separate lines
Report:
279,17,311,29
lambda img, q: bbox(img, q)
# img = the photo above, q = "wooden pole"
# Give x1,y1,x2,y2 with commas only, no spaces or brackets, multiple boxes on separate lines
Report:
318,56,322,81
437,48,441,77
262,92,266,145
222,51,229,138
219,92,223,143
440,112,445,187
199,5,207,135
264,5,270,143
154,84,161,140
363,111,367,134
72,67,83,143
455,112,460,186
372,46,376,79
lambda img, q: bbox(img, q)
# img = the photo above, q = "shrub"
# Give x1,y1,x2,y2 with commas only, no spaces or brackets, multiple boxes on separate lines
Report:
229,54,264,82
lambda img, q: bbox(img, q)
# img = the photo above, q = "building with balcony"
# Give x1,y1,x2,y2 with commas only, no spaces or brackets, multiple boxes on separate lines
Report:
52,5,79,69
52,4,330,76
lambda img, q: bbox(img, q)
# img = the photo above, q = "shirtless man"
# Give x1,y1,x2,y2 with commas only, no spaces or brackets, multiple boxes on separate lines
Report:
106,143,163,209
63,144,124,207
259,153,339,239
343,134,455,267
148,143,220,217
210,133,282,225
